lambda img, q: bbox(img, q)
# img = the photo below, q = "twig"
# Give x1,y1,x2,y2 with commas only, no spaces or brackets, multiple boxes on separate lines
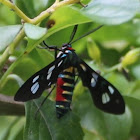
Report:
0,94,24,115
0,0,80,24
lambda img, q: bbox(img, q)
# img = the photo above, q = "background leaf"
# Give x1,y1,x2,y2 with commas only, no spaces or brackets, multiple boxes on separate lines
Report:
24,23,47,40
24,98,84,140
73,85,132,140
0,116,25,140
0,25,22,51
82,0,139,25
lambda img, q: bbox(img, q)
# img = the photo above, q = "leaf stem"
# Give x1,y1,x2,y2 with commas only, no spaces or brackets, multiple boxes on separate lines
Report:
31,0,80,24
0,0,80,24
0,54,24,90
104,63,122,73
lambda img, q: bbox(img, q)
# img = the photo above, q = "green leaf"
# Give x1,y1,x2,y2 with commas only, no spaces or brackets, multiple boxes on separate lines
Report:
47,6,91,34
7,117,25,140
81,0,139,25
16,0,55,17
33,0,55,15
125,96,140,136
24,98,84,140
24,6,91,53
87,38,101,63
0,5,16,25
0,25,22,51
16,0,37,18
132,65,140,80
0,116,25,140
73,89,132,140
24,23,47,40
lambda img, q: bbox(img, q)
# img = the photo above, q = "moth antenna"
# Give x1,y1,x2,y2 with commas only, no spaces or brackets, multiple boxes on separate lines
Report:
71,25,103,44
43,41,50,48
68,25,78,44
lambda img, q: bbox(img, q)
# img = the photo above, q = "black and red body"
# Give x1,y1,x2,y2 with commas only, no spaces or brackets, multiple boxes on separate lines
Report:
56,67,75,118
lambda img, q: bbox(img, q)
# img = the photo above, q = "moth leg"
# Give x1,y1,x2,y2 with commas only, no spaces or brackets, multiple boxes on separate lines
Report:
34,85,56,119
74,76,79,86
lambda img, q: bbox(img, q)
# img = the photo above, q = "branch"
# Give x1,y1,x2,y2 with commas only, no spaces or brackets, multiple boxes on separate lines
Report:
0,94,24,116
0,0,80,24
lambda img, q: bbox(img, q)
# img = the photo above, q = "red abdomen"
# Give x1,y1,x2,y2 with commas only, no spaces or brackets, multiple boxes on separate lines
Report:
56,77,66,101
55,67,75,118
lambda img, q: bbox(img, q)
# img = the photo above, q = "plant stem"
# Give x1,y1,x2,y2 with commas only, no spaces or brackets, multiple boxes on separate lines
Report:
31,0,80,24
0,54,24,90
0,0,80,24
104,63,121,73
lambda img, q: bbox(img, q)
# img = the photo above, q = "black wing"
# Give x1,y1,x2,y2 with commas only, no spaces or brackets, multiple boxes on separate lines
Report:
77,60,125,114
14,56,67,102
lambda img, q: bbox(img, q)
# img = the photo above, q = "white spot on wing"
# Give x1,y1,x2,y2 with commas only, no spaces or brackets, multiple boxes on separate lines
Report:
92,72,98,80
47,72,52,80
102,93,110,104
57,51,63,57
32,75,39,83
80,64,86,71
61,54,67,58
48,82,51,86
48,65,55,74
31,82,39,94
57,60,63,67
108,86,114,94
91,77,96,87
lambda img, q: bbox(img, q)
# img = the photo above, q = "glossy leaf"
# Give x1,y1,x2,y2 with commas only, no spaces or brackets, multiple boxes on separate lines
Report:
24,98,84,140
46,6,91,36
73,88,132,140
0,25,22,51
81,0,139,25
16,0,37,18
87,38,101,63
125,97,140,136
0,5,16,25
16,0,55,17
25,6,91,52
24,23,47,40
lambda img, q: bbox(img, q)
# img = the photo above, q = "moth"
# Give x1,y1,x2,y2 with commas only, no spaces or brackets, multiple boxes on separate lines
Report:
14,25,125,118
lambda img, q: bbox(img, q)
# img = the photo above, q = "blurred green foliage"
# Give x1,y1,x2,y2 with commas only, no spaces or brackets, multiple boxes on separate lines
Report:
0,0,140,140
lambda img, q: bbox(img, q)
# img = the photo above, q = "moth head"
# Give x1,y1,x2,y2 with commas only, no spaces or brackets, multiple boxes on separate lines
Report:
62,44,74,50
